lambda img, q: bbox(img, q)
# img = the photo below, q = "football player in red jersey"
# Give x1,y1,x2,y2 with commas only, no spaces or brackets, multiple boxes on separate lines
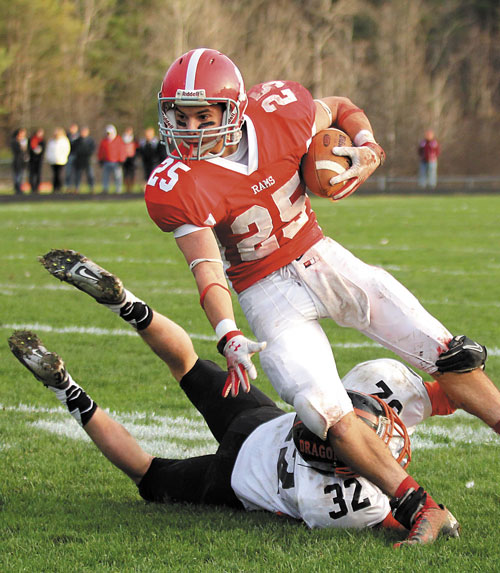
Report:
145,49,499,543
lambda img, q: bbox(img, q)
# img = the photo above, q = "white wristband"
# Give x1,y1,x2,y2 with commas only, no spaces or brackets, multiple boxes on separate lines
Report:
353,129,376,147
215,319,238,339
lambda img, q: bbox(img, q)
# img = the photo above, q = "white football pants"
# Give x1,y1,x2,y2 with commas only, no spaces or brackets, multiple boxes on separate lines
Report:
238,237,451,436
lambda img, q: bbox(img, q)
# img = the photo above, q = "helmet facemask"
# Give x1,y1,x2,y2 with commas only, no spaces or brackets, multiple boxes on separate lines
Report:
158,91,246,161
292,391,411,477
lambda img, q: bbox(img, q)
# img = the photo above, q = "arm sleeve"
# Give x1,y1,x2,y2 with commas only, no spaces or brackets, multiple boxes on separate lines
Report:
424,381,457,416
173,224,207,239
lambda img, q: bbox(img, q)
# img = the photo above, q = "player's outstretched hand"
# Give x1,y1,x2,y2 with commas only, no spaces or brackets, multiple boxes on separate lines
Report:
217,331,267,398
329,143,385,199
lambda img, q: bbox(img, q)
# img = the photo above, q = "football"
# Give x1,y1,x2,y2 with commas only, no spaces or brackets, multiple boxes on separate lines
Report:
301,128,353,200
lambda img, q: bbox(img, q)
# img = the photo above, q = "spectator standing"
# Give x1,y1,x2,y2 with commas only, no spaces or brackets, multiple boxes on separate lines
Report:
11,128,29,194
122,126,138,193
97,124,127,193
73,126,96,193
418,129,440,188
28,128,46,193
65,123,80,191
138,127,165,181
45,127,71,193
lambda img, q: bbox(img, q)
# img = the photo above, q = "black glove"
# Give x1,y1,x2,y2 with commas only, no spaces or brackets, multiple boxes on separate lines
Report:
436,335,487,373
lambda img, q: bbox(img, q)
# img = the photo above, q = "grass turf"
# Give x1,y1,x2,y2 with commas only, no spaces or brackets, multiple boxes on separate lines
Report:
0,195,499,571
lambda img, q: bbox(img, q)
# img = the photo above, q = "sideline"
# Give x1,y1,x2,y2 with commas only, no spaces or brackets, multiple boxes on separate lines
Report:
0,191,144,203
2,186,500,203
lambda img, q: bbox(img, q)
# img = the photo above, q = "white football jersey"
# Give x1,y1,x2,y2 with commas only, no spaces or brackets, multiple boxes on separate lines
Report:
231,412,390,529
232,358,432,529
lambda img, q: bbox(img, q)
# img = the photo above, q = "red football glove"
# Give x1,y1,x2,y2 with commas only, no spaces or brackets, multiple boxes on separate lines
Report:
329,142,385,200
217,330,267,398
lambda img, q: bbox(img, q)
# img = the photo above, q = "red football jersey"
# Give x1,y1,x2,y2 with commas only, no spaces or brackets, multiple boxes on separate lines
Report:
145,80,324,293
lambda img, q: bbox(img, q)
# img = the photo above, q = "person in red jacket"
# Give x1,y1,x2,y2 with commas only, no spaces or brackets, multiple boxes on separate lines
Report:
97,124,127,193
28,128,46,193
418,129,440,188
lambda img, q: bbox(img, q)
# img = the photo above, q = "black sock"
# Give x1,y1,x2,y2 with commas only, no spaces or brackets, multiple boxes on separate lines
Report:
66,384,98,426
119,300,153,331
102,288,153,331
48,374,98,427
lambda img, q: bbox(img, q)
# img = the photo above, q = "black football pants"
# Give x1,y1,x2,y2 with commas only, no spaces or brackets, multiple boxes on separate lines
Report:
138,359,285,507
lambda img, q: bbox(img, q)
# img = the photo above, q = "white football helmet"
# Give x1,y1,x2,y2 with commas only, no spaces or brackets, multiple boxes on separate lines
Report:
341,358,433,431
158,48,248,160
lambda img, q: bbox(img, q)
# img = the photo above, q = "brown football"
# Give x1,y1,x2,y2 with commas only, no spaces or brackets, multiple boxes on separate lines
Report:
301,128,353,200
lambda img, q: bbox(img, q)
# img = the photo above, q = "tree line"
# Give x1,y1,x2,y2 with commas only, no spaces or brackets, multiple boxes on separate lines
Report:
1,0,499,175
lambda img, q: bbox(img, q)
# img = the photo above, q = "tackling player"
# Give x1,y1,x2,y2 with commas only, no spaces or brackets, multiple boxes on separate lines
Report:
143,48,499,541
9,249,461,547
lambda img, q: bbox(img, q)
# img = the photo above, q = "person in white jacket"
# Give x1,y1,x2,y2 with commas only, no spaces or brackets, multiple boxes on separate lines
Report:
45,127,70,192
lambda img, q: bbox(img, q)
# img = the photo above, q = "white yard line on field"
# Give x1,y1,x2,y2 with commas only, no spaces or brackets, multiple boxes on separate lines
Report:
2,322,500,355
2,322,217,341
2,403,497,458
2,403,217,458
410,423,498,450
1,254,177,265
353,244,500,256
0,283,197,297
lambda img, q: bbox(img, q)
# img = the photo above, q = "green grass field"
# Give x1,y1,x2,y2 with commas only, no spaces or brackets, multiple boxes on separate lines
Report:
1,195,499,572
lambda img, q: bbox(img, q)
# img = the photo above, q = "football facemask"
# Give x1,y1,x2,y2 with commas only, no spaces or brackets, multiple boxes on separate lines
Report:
292,390,411,476
158,48,248,160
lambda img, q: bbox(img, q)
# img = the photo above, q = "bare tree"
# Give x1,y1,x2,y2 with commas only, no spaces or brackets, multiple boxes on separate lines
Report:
1,0,499,174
